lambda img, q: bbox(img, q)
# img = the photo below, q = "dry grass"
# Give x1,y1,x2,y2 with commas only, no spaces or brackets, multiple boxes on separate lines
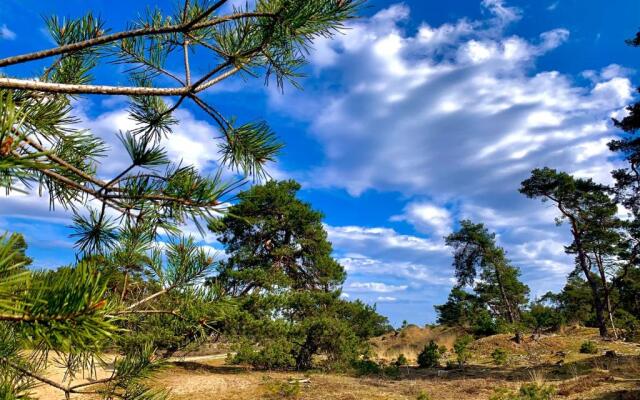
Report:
371,325,464,362
33,327,640,400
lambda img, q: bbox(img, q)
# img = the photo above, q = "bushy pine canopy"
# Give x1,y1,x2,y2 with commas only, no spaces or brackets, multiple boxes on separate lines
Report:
209,180,389,370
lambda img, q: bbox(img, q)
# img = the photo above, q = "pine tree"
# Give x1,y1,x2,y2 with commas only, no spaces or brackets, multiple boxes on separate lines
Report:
434,287,482,327
210,180,389,370
520,167,625,338
0,1,361,398
445,220,529,341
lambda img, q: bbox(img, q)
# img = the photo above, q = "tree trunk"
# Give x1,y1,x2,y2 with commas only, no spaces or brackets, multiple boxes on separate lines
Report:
570,222,608,337
494,263,520,343
295,334,317,370
594,253,618,339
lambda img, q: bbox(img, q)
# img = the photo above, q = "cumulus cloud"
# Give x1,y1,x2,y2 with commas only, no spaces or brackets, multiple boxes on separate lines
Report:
297,12,628,197
270,1,634,306
391,202,453,237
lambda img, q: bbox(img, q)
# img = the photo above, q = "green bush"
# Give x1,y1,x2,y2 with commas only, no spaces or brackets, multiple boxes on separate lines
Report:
416,391,432,400
491,348,509,366
524,303,565,332
417,340,441,368
615,309,640,342
382,364,401,379
453,335,474,367
395,353,408,366
352,359,381,376
231,339,296,370
264,380,301,399
472,309,505,336
579,341,598,354
352,359,401,379
490,383,555,400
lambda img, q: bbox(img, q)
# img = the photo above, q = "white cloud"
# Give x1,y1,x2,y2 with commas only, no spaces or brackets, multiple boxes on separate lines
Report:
349,281,408,293
391,202,452,237
326,225,447,256
482,0,521,26
377,296,397,302
268,2,633,299
274,2,630,199
0,24,16,40
340,255,455,287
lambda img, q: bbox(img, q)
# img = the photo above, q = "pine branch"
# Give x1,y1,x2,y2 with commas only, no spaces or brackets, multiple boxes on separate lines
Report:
0,12,276,68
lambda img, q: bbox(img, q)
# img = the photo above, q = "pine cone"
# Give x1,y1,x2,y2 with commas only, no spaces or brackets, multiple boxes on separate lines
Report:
0,136,13,156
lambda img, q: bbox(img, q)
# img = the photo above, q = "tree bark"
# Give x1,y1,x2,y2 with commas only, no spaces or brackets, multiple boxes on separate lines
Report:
570,221,609,337
493,262,520,343
594,253,618,339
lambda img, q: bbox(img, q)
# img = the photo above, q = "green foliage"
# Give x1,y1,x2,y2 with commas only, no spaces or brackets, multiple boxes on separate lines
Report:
579,341,598,354
434,287,481,327
453,335,473,367
417,340,441,368
442,221,529,339
352,359,381,376
214,181,388,370
520,167,624,338
472,309,505,336
416,391,432,400
264,379,301,399
491,348,509,366
614,309,640,342
540,275,596,327
211,180,345,293
395,354,408,366
490,384,555,400
523,302,565,333
233,339,296,370
351,359,399,379
0,1,363,397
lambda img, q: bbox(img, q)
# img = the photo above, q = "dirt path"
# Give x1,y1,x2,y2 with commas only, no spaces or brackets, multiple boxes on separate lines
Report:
166,353,229,363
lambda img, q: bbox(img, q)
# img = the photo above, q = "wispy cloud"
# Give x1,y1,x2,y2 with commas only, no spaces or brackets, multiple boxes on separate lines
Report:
0,24,16,40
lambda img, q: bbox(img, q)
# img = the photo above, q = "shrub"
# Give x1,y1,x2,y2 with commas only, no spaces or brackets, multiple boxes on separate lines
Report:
395,353,408,366
490,383,555,400
579,341,598,354
417,340,441,368
615,309,640,342
491,348,509,366
352,359,401,379
453,335,474,367
352,359,381,376
264,380,301,399
472,309,504,336
416,391,432,400
382,364,401,379
524,303,565,332
232,339,296,370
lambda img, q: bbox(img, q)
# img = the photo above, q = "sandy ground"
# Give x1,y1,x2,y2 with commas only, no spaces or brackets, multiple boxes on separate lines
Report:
31,328,640,399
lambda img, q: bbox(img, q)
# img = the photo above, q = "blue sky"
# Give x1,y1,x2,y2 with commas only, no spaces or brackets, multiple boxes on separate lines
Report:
1,0,639,326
